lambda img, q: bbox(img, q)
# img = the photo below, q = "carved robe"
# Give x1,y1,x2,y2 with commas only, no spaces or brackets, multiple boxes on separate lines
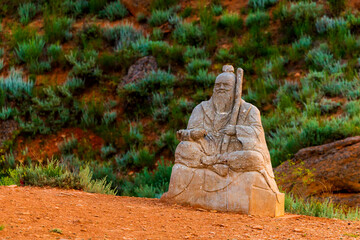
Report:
162,98,283,216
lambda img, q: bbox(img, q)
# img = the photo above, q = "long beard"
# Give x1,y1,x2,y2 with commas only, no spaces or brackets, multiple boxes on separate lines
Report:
213,91,234,113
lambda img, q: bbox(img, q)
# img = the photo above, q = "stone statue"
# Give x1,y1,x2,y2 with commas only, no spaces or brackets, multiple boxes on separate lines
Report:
161,65,284,217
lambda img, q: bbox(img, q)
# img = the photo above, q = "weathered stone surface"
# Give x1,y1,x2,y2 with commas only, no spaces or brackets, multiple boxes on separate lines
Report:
122,0,151,16
275,136,360,207
0,120,18,147
118,56,157,89
161,65,284,217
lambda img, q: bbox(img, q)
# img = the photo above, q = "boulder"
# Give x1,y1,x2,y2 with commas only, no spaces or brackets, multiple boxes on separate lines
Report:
0,120,19,148
122,0,151,16
275,136,360,206
118,56,157,89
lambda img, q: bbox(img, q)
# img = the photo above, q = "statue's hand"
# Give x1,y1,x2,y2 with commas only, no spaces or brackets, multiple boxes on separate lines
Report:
190,129,207,140
221,125,236,136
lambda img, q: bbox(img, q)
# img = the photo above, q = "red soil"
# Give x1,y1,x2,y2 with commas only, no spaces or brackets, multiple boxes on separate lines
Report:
0,186,359,240
15,128,104,162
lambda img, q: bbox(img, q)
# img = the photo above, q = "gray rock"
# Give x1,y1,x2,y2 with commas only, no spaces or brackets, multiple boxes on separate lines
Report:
119,56,157,89
0,120,19,147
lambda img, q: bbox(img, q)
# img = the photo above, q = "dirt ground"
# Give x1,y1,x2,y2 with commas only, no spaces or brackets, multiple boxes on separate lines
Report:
0,186,359,240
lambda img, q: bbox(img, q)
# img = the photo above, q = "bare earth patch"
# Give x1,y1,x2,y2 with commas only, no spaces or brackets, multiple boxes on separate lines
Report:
0,186,359,239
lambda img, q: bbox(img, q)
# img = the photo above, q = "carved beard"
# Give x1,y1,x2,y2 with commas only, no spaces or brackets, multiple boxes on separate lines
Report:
213,90,234,113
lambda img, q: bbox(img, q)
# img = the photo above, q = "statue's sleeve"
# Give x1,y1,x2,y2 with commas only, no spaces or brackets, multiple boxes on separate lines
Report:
235,106,263,150
187,104,204,130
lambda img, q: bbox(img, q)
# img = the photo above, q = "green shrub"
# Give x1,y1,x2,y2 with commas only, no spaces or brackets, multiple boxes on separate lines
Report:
184,46,208,62
99,1,128,21
121,160,172,198
123,123,144,148
11,160,82,189
217,12,243,36
100,144,116,159
103,24,143,50
18,3,37,25
322,78,360,100
0,107,17,120
305,44,344,74
344,100,360,117
0,48,4,58
151,28,164,41
285,194,359,220
148,9,173,27
156,130,179,154
63,0,89,18
211,5,222,16
15,36,45,65
181,6,193,18
0,68,34,100
121,70,176,114
187,69,215,88
275,2,324,40
0,59,3,72
65,49,102,80
79,165,117,195
44,17,74,43
64,78,85,92
173,22,204,46
316,16,347,34
59,135,78,155
11,26,37,48
89,0,107,14
118,148,155,170
245,10,270,30
248,0,277,10
186,58,211,75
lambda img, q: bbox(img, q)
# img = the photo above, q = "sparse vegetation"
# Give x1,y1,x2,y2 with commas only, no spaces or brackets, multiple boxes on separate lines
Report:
0,0,358,218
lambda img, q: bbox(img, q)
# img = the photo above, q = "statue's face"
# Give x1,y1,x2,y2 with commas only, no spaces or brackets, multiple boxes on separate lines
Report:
214,74,235,94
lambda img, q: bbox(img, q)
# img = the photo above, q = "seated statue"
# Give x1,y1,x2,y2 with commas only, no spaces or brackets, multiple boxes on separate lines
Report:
161,65,284,217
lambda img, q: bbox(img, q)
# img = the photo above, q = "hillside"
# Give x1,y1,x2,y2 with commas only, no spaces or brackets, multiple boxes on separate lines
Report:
0,0,360,202
0,186,359,239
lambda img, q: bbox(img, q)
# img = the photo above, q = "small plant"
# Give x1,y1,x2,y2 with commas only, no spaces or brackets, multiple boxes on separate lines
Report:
246,10,270,30
151,28,164,41
123,123,144,148
316,16,347,34
103,24,143,50
58,135,78,155
63,0,89,18
150,0,178,10
0,48,4,57
49,228,62,234
18,3,37,25
0,59,3,72
65,50,102,80
173,22,204,46
0,225,4,231
99,1,128,21
292,36,312,53
187,69,216,88
186,58,212,75
157,130,179,154
0,107,16,120
148,9,173,27
248,0,277,10
47,43,62,62
0,68,34,100
102,111,117,126
64,78,85,92
44,17,74,43
211,5,223,16
217,12,243,36
100,144,116,159
79,165,117,195
15,36,45,65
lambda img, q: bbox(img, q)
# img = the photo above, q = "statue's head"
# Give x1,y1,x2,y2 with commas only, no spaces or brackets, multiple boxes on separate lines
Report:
212,65,236,113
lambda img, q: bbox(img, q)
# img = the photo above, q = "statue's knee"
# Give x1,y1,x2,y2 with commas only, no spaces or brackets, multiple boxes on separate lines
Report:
227,150,264,171
175,141,203,161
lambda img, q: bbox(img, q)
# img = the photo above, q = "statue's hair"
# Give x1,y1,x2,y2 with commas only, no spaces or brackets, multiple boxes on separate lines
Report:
216,72,236,83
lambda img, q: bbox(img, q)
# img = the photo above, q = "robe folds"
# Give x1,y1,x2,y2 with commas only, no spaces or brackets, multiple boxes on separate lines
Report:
162,98,284,215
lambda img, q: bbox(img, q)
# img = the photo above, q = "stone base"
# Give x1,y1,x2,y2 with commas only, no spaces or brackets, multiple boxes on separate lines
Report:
161,163,284,217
